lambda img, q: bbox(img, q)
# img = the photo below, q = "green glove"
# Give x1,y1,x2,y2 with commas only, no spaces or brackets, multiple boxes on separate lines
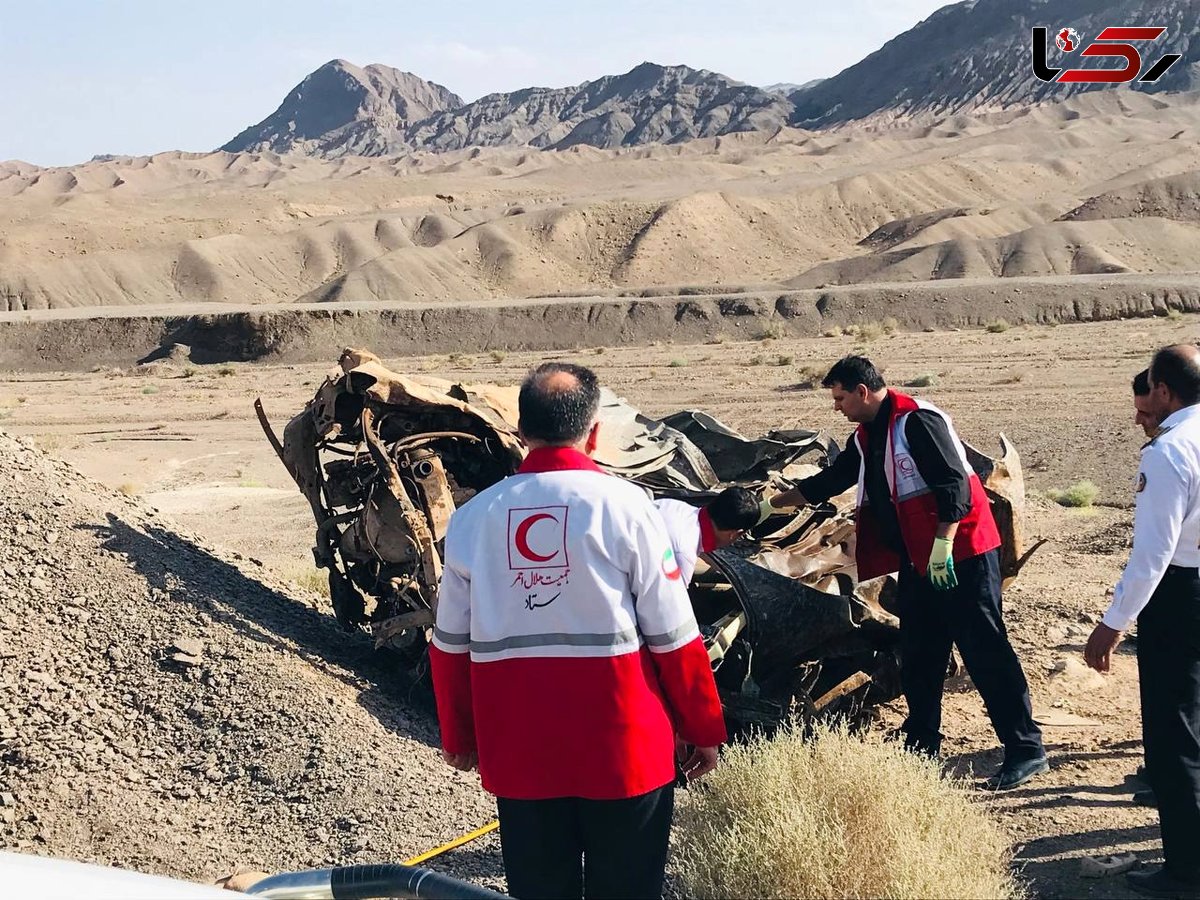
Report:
756,498,777,525
928,537,958,590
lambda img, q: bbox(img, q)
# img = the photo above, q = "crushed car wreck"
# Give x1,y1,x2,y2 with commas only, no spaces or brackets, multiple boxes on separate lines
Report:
258,349,1040,732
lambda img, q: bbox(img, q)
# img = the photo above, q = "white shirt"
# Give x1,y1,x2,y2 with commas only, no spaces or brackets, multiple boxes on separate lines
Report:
654,499,703,585
1103,404,1200,631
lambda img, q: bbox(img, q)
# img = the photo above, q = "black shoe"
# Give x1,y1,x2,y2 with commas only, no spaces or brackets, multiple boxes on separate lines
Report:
986,755,1049,790
1133,789,1158,808
1127,866,1200,899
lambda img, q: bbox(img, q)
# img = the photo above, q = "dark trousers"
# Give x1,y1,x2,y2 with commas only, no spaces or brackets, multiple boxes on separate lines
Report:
496,784,674,899
1138,566,1200,881
896,548,1044,762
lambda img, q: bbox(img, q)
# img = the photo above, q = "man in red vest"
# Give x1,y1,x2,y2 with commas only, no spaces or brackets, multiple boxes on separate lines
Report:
763,355,1047,789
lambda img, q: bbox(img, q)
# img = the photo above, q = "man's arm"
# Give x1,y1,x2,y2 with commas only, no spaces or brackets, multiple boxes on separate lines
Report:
625,504,726,779
769,435,861,511
1087,447,1189,672
429,523,477,767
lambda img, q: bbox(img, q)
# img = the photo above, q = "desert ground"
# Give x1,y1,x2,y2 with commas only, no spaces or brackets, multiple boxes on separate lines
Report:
0,312,1197,897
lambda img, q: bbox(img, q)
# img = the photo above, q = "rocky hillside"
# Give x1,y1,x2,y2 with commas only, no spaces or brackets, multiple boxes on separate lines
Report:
221,60,463,156
223,61,793,157
790,0,1200,126
0,431,500,888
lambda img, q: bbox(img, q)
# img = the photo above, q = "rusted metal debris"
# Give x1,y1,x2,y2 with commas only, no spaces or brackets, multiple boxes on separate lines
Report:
259,348,1038,731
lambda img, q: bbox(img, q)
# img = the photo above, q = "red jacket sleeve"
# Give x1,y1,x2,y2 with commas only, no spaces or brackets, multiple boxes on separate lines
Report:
429,644,476,755
649,636,727,747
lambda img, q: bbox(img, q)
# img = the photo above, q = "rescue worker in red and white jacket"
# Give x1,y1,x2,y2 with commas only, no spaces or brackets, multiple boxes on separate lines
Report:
654,487,761,585
764,355,1047,790
430,361,726,900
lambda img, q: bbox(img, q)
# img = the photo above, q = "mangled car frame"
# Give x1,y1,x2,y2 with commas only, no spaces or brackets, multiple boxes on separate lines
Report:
259,349,1037,732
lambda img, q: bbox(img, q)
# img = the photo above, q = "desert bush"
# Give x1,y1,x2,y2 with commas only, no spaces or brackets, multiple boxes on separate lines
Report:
218,365,236,376
774,354,794,366
904,374,936,388
489,350,507,363
793,365,827,389
882,316,900,334
986,320,1011,334
1167,307,1183,320
141,386,159,395
668,359,687,368
859,322,885,342
758,322,786,341
118,483,138,496
287,566,331,599
821,328,840,338
748,355,764,366
673,723,1022,900
996,372,1025,385
1047,480,1099,508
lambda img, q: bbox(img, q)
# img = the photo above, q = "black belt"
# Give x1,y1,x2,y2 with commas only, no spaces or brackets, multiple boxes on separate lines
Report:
1165,564,1199,576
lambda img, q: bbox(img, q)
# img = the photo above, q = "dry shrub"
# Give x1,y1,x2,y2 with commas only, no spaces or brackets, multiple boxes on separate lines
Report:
1047,480,1098,508
986,320,1011,334
286,566,331,599
859,322,885,342
673,723,1022,900
758,322,786,341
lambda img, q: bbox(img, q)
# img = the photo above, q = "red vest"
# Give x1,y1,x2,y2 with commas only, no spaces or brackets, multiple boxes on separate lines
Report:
853,390,1001,581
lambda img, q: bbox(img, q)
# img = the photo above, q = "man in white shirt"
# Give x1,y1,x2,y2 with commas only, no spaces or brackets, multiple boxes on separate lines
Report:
654,487,761,585
1085,344,1200,899
430,362,727,900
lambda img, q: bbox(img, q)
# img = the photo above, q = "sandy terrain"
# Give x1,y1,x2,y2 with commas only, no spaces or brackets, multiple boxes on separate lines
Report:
1,91,1198,313
0,313,1197,896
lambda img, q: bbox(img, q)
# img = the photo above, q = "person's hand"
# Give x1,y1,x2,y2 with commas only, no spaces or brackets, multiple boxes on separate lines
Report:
756,497,777,525
442,750,478,772
679,745,719,782
928,537,957,590
1084,623,1123,673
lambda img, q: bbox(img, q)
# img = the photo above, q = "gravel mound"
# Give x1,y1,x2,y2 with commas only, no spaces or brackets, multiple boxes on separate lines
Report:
0,431,501,888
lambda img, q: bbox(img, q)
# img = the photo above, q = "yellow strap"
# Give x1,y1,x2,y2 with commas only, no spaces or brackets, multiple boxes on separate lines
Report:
403,819,500,866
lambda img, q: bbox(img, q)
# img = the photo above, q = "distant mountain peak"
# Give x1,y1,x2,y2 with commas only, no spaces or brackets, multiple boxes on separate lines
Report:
221,61,464,156
221,60,792,158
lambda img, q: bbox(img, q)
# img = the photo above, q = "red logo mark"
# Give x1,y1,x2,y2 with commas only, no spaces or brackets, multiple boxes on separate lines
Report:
507,506,569,570
1032,26,1181,85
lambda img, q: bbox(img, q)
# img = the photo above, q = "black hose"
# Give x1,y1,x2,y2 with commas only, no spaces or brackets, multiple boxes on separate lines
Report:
330,863,505,900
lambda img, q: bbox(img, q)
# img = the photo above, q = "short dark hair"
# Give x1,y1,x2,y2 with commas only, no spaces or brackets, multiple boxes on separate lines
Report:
822,355,886,392
1133,369,1150,396
518,362,601,445
707,487,760,531
1150,345,1200,406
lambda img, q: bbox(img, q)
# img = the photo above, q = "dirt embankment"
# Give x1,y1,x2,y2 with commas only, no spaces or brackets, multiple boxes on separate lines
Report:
1,275,1197,372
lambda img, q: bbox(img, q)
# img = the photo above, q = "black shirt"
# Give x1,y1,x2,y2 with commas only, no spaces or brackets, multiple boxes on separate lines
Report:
798,395,973,552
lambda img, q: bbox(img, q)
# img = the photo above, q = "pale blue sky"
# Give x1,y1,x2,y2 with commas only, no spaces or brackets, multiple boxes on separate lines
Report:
0,0,950,166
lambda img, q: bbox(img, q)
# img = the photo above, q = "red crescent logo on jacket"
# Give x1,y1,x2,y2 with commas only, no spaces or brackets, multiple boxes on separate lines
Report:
507,506,569,570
